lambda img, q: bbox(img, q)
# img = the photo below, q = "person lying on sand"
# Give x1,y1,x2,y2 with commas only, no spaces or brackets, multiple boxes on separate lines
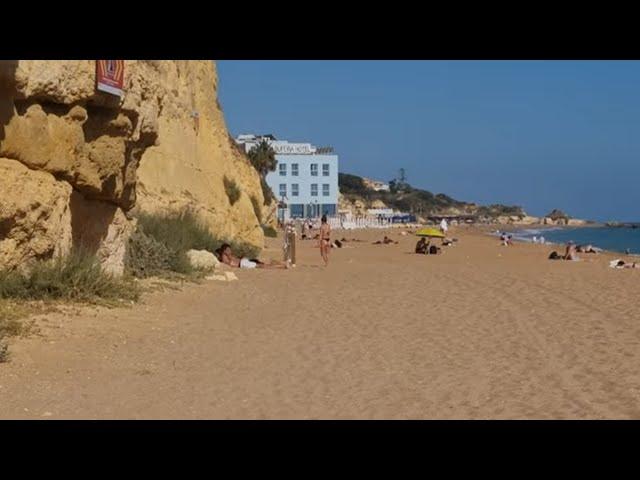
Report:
415,238,429,254
576,244,602,254
215,243,289,270
373,236,398,245
610,259,639,269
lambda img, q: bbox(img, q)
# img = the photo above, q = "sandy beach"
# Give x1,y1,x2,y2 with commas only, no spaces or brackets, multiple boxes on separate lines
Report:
1,226,640,419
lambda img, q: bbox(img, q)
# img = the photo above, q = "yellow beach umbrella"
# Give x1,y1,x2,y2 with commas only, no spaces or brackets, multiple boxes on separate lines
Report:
415,227,445,238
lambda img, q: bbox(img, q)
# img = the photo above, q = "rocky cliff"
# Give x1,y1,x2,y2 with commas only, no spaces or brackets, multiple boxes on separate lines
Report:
0,60,264,275
134,61,268,249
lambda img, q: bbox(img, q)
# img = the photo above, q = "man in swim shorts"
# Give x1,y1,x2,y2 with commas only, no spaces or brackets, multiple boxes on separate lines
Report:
216,244,289,270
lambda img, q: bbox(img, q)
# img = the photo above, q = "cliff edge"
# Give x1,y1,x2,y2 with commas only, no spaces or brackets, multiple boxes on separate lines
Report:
0,60,264,275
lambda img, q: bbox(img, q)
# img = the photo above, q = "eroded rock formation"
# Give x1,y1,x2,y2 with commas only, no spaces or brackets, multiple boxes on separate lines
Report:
0,60,265,275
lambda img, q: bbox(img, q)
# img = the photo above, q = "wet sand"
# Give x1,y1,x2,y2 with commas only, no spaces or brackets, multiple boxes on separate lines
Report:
1,226,640,419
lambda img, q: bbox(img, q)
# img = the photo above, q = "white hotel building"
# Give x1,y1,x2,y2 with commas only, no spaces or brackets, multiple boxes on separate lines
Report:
235,134,339,220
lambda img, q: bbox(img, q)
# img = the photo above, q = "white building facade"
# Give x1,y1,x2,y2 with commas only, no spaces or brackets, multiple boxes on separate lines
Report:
235,134,339,220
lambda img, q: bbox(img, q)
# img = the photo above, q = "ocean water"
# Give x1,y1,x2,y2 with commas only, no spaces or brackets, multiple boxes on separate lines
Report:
508,226,640,255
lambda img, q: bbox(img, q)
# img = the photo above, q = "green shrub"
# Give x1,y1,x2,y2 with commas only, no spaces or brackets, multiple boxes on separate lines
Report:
224,176,241,206
0,250,139,304
125,228,176,278
262,225,278,238
128,211,261,276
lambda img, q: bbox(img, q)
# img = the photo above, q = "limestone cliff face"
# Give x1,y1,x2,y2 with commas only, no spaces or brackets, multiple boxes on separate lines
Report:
134,61,266,248
0,60,264,274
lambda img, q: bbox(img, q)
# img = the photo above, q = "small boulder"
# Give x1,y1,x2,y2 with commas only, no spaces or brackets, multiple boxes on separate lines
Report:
186,249,219,271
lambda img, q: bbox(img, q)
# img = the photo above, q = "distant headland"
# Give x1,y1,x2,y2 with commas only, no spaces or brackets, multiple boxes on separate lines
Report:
338,172,594,226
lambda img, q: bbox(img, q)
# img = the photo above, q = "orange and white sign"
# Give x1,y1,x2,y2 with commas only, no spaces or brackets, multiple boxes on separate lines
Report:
96,60,124,97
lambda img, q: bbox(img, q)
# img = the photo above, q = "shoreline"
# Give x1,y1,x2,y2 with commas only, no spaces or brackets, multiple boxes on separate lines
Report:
474,224,639,258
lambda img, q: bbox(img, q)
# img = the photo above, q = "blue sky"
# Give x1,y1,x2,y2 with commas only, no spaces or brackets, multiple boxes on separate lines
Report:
217,61,640,222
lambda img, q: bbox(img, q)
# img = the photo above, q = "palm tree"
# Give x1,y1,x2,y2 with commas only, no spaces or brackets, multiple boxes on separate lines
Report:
247,140,277,177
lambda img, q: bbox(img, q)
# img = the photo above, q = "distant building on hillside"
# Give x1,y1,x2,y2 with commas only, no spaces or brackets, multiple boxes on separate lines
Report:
234,134,339,221
362,177,390,192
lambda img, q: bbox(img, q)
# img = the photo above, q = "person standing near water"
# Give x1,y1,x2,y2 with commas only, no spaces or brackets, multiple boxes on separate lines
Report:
319,214,331,266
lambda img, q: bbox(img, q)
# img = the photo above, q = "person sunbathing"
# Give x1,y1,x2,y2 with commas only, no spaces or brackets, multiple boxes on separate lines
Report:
576,244,602,254
613,260,639,269
215,244,289,270
415,238,429,254
549,251,561,260
563,242,580,261
373,236,397,245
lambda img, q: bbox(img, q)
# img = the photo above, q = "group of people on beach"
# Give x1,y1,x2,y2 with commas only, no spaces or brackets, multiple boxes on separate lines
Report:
415,237,441,255
215,215,334,269
216,218,637,274
548,241,604,261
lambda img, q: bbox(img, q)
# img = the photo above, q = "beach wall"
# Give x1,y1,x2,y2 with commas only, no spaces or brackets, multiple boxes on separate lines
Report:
0,60,265,275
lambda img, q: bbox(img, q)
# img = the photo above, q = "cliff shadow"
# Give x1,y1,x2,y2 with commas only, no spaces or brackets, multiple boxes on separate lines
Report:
69,190,117,256
0,60,19,143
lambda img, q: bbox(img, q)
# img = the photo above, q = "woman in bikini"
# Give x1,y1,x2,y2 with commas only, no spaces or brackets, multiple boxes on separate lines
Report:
319,214,331,266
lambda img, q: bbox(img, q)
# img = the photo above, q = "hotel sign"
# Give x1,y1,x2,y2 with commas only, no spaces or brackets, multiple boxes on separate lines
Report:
96,60,125,97
271,143,315,155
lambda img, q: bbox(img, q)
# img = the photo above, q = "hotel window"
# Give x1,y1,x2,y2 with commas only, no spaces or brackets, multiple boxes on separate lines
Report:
323,184,330,196
322,164,330,176
310,164,318,176
291,204,304,218
291,163,299,176
279,184,287,198
279,163,287,176
311,184,318,196
292,184,299,197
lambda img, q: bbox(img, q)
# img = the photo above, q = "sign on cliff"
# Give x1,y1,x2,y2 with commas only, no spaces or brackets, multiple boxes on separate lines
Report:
96,60,124,97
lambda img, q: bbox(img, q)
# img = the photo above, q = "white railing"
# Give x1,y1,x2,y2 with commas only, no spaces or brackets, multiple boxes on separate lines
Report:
326,215,417,230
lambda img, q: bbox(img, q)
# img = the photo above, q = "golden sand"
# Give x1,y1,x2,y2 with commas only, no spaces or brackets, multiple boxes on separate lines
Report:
1,226,639,419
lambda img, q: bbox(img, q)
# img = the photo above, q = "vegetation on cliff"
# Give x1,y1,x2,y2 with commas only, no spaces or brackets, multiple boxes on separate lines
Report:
339,172,525,218
223,176,241,206
247,140,277,205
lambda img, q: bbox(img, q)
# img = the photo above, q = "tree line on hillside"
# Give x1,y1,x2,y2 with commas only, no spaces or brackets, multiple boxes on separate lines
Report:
338,172,526,218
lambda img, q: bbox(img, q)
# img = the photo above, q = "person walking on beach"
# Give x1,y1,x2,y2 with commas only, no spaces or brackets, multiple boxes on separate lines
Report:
319,214,331,266
440,218,448,236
